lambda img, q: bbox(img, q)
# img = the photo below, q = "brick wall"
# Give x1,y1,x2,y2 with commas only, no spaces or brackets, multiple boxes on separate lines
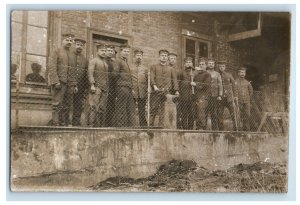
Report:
59,11,216,69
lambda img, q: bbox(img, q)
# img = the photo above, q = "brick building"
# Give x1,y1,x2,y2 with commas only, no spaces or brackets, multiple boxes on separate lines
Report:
10,11,290,128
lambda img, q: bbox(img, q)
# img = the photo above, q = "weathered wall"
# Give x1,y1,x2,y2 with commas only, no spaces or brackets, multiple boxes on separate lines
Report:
11,129,288,191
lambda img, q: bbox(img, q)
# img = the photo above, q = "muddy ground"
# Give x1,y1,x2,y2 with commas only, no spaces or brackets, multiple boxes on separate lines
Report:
88,160,287,192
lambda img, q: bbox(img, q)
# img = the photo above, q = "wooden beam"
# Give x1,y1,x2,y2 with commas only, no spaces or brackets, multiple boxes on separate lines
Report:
228,12,262,42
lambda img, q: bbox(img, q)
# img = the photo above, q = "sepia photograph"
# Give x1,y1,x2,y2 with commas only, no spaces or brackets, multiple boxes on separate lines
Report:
10,10,290,192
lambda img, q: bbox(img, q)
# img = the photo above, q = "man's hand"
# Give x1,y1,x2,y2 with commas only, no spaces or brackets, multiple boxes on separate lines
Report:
90,84,96,94
217,96,222,101
190,82,196,86
153,85,159,92
54,83,61,90
175,91,179,96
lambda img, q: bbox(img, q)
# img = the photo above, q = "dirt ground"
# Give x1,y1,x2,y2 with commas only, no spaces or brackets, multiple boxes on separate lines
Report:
88,160,287,192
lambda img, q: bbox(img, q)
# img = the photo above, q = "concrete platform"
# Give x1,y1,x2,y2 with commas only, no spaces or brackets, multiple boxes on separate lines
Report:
10,126,288,191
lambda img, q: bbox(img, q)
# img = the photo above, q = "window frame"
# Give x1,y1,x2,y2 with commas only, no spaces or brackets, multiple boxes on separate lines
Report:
11,11,50,86
182,34,212,67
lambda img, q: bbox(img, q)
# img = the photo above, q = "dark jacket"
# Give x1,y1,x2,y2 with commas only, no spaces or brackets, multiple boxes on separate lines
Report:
73,49,88,89
194,70,211,98
220,71,235,101
178,67,195,101
114,57,133,89
48,46,77,86
131,62,148,99
88,55,109,91
26,73,46,83
234,78,253,103
207,69,223,97
150,63,179,92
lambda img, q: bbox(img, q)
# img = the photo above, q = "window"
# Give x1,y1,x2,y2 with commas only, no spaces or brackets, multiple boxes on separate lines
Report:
11,11,49,84
182,34,212,67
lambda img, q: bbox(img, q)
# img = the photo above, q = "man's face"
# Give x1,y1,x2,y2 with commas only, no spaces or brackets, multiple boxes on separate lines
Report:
185,60,193,68
238,70,246,78
159,53,168,63
169,55,177,65
75,42,84,53
207,60,215,69
62,38,73,48
198,61,207,71
120,48,130,59
97,48,107,57
135,53,143,63
106,48,114,58
218,64,226,72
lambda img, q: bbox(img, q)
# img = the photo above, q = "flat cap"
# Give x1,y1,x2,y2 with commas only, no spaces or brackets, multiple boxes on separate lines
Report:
198,57,207,63
184,56,193,62
159,49,169,55
120,44,131,50
96,44,107,49
74,38,86,44
168,52,177,57
134,48,144,55
62,33,75,39
207,57,215,62
238,67,247,71
218,59,227,64
106,44,115,49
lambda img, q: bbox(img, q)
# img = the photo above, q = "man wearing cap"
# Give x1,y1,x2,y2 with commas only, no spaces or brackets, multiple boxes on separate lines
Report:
193,58,211,130
131,48,148,127
26,63,46,83
71,38,89,126
113,44,136,127
48,33,77,126
168,52,182,129
206,57,223,130
177,57,196,130
87,44,109,127
234,67,253,131
105,44,118,127
150,49,179,127
216,60,237,131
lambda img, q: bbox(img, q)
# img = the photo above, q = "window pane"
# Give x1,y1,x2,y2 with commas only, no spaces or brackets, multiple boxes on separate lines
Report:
11,11,23,23
185,38,195,55
26,25,47,55
199,42,208,58
28,11,48,27
11,22,23,52
25,55,47,83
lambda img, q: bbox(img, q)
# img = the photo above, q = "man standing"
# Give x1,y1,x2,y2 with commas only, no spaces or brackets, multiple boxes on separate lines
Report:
177,57,196,130
194,58,211,130
234,67,253,131
216,60,237,131
87,44,109,127
105,44,117,127
150,49,179,127
48,33,77,126
71,38,89,126
206,57,223,130
114,44,135,127
131,48,148,127
168,52,182,129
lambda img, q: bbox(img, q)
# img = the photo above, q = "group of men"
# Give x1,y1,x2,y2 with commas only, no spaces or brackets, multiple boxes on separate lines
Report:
176,57,253,131
47,33,253,131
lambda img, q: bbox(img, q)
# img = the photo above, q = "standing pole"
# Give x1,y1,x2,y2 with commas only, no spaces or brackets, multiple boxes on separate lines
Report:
190,67,195,94
147,68,151,127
